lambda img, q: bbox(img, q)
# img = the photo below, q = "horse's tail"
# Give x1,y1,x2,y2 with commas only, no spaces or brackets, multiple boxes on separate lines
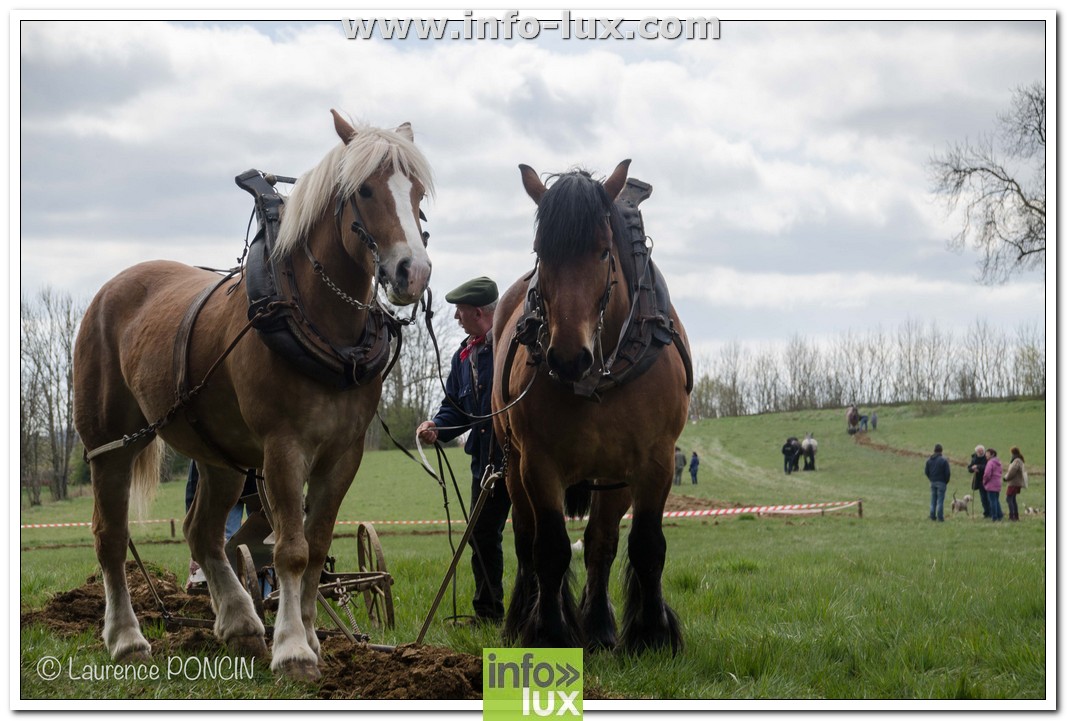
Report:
564,482,593,520
130,437,165,520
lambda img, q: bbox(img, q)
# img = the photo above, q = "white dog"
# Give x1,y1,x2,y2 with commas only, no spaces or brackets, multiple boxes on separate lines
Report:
951,492,973,516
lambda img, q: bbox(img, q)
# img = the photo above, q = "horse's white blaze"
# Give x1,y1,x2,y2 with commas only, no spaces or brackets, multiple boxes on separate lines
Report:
387,172,431,280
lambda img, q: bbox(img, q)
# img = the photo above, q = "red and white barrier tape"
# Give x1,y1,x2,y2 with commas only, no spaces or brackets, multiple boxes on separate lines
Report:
21,501,861,530
20,519,174,529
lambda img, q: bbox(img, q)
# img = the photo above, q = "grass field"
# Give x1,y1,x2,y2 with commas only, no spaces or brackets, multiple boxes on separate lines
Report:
17,399,1051,704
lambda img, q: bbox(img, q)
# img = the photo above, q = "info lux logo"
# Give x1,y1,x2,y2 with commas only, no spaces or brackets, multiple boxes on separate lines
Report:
483,648,583,720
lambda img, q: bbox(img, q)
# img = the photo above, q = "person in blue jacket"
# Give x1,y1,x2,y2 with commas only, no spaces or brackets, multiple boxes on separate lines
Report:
417,277,510,624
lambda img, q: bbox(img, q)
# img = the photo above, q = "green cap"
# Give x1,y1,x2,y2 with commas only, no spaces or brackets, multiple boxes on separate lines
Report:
445,276,498,306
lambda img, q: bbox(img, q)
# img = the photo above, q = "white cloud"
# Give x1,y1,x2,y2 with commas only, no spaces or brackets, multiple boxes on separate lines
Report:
16,14,1050,358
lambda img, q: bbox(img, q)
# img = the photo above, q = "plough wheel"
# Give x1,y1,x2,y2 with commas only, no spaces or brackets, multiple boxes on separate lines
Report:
236,543,264,618
356,522,394,629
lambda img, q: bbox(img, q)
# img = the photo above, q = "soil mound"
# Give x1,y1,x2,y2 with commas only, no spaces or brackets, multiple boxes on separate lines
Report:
20,562,482,700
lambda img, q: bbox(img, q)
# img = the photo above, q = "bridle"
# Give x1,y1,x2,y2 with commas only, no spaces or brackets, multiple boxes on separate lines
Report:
530,247,618,383
511,215,621,393
300,186,430,326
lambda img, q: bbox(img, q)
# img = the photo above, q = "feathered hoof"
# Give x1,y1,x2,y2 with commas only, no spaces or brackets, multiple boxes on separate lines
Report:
272,655,322,683
226,632,269,659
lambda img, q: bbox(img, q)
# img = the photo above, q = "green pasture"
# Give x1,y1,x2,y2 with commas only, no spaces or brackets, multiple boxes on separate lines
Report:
18,400,1049,702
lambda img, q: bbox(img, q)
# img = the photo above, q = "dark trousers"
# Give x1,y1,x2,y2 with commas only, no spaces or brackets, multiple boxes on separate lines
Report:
1006,491,1020,520
470,475,512,620
977,486,991,517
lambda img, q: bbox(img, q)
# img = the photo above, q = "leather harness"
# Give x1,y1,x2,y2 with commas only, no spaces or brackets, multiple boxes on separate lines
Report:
235,168,400,389
501,178,694,403
84,169,404,467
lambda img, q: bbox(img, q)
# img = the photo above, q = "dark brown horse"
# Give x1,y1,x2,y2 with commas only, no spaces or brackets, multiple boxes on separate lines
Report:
492,160,690,653
73,111,434,680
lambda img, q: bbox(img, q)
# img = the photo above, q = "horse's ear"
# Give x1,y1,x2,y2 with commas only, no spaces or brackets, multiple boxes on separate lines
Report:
603,159,631,200
331,109,357,145
395,122,414,141
519,164,546,206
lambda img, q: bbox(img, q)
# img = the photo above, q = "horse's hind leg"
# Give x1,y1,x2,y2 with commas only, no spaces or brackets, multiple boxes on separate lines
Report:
184,463,266,658
91,440,161,663
580,486,631,651
620,481,683,655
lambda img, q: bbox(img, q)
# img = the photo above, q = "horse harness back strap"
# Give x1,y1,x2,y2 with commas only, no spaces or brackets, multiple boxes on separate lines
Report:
236,169,401,390
503,177,694,403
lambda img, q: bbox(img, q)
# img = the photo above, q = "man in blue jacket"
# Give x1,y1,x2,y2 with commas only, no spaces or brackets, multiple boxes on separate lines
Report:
417,277,510,624
924,443,951,522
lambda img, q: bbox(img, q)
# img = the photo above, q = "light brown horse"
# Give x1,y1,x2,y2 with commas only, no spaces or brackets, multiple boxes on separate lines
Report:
492,161,690,653
73,111,434,680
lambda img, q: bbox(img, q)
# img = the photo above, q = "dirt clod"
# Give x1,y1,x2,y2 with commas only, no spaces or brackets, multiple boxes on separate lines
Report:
21,561,482,699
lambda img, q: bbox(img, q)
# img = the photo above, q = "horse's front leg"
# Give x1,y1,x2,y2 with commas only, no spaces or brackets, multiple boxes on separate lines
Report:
580,485,631,651
299,450,362,659
261,442,320,681
524,461,582,648
620,460,683,655
184,463,267,658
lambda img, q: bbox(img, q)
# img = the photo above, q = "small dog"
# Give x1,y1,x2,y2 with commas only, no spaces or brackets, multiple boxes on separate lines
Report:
951,492,973,516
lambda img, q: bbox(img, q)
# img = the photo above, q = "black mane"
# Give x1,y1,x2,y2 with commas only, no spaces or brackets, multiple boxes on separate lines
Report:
535,171,625,264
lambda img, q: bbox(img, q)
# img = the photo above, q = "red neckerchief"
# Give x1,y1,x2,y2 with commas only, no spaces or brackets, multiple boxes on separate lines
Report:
459,334,486,363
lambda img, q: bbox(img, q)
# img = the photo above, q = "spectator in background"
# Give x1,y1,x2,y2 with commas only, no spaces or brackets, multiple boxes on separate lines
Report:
689,452,700,484
1003,446,1028,521
983,448,1004,522
674,447,685,486
968,445,991,518
924,443,951,522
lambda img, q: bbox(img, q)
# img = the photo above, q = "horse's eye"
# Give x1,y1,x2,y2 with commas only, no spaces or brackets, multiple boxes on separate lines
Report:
600,249,611,261
358,185,373,199
422,230,430,247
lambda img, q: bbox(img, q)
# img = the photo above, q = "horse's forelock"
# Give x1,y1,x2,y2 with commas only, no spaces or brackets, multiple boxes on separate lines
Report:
534,171,614,263
275,124,434,259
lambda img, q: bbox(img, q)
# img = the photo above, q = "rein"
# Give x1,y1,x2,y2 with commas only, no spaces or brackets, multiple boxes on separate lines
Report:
83,296,292,464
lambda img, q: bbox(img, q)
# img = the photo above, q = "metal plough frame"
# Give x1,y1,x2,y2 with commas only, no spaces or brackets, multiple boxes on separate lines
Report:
225,493,395,644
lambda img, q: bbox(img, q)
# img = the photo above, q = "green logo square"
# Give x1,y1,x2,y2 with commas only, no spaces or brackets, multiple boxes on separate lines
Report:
483,648,583,720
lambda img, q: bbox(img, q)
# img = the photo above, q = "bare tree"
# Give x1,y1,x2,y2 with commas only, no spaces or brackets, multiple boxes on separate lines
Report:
1013,322,1045,398
783,335,821,411
749,346,782,414
19,299,45,506
20,288,84,501
688,355,717,420
930,81,1045,284
712,341,746,417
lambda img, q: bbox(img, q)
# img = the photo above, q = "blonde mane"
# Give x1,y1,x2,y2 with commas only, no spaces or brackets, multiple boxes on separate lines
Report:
274,123,435,258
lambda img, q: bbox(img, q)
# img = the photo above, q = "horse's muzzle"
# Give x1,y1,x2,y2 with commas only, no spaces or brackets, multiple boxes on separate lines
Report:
385,256,431,305
546,345,595,384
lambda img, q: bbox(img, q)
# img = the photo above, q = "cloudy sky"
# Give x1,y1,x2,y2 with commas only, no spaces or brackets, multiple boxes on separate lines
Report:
16,11,1051,364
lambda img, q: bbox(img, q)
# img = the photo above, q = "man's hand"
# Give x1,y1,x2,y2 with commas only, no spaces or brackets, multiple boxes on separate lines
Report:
417,420,439,444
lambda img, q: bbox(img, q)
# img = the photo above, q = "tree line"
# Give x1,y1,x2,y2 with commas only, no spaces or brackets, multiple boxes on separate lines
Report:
18,287,460,504
20,287,1044,504
689,318,1045,420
